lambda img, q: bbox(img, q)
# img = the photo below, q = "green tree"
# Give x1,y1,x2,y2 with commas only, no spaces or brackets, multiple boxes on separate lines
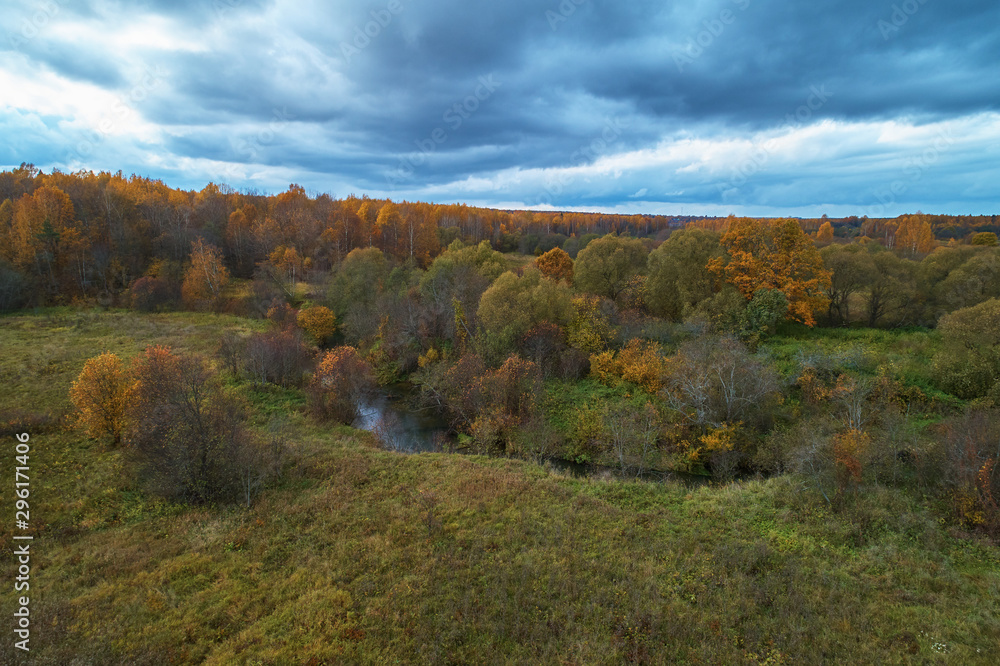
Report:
934,298,1000,400
862,247,917,328
645,228,720,320
477,268,573,363
937,250,1000,312
574,234,648,300
821,243,876,326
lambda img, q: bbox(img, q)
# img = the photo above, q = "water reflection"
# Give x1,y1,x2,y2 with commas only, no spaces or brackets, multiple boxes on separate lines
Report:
352,389,450,453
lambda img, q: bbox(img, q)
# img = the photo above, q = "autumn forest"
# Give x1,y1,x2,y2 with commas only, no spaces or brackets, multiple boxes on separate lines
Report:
4,164,1000,663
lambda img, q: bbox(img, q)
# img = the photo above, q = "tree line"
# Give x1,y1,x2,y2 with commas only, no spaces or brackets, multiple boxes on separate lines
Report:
2,164,998,313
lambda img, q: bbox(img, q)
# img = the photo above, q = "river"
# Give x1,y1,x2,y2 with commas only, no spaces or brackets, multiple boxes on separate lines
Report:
352,385,712,486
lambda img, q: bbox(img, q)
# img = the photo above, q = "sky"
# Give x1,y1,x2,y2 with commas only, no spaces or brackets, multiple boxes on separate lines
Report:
1,0,998,218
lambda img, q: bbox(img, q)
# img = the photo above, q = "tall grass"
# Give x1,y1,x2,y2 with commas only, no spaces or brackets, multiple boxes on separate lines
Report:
1,310,997,664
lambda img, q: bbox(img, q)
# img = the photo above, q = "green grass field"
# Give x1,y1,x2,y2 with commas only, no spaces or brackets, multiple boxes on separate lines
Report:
2,310,998,664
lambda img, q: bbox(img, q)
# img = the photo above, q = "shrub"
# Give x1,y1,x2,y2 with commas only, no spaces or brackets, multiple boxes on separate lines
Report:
244,329,312,387
663,335,780,432
0,261,28,313
309,346,376,423
415,352,542,453
518,323,566,378
939,409,1000,536
129,276,173,312
266,300,299,329
127,346,279,504
934,298,1000,399
589,339,667,394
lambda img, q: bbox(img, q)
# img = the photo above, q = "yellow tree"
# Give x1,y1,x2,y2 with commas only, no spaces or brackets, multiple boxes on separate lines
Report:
896,216,935,257
70,352,134,446
297,305,337,344
816,221,835,244
709,218,831,326
182,238,230,307
269,245,304,287
357,200,379,248
376,202,402,256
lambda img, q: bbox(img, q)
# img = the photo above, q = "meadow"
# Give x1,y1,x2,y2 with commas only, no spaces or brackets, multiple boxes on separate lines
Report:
2,309,999,664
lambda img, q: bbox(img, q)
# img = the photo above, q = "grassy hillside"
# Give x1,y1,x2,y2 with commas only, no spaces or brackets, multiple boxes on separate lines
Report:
2,310,999,664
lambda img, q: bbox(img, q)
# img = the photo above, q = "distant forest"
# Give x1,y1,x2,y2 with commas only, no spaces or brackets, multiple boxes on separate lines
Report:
0,163,997,313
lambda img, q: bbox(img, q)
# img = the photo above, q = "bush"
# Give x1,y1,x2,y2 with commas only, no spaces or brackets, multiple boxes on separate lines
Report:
939,409,1000,536
309,346,376,423
934,298,1000,399
415,353,542,453
590,339,667,394
297,305,337,345
518,323,566,378
129,276,173,312
244,329,312,387
663,335,781,433
0,261,28,313
127,346,280,504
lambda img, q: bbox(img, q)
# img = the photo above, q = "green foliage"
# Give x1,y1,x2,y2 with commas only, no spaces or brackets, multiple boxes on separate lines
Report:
645,228,721,320
476,267,573,364
934,298,1000,400
574,233,648,300
5,309,1000,664
327,247,389,317
971,232,999,246
936,249,1000,312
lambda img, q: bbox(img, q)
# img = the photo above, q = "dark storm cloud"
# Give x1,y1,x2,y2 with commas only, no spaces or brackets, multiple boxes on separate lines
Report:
3,0,998,213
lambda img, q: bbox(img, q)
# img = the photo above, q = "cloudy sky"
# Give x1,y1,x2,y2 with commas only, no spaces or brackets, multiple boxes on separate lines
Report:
2,0,998,217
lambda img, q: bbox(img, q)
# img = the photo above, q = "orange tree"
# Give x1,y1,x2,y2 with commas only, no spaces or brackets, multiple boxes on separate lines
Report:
708,218,831,326
535,247,574,283
69,351,134,446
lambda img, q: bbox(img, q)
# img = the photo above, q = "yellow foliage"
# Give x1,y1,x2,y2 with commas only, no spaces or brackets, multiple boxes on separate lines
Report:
418,347,441,368
69,352,134,447
297,305,336,343
567,295,612,354
589,339,666,394
699,423,741,453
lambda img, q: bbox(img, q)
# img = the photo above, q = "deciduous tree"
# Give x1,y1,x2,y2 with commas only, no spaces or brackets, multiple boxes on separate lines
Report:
535,246,574,283
645,228,720,320
709,218,831,326
574,234,648,300
181,238,229,307
70,352,133,446
309,346,376,423
297,305,336,345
